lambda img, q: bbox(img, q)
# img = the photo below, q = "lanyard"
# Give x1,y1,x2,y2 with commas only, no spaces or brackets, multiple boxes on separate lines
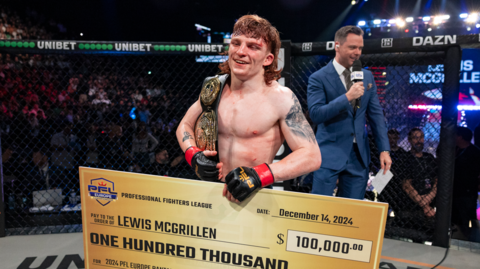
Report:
413,155,427,172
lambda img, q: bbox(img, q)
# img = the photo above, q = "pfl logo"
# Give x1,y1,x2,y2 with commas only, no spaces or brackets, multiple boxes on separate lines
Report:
239,168,254,188
88,178,118,206
351,72,364,81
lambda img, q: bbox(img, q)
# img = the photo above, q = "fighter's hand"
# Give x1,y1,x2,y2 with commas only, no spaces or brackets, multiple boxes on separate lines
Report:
224,164,274,202
380,151,392,175
185,147,219,182
203,151,224,180
222,185,240,204
346,82,364,101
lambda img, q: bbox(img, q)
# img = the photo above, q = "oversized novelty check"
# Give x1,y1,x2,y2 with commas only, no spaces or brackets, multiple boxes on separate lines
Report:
80,167,388,269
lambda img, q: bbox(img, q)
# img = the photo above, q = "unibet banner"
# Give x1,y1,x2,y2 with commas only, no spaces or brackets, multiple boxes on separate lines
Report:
0,40,228,55
80,167,388,269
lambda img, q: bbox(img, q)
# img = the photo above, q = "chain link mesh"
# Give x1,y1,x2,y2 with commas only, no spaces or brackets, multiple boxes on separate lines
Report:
1,48,448,242
0,52,223,235
291,52,445,243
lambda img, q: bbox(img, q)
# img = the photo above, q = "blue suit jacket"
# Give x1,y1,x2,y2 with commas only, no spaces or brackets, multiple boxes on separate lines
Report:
307,61,390,170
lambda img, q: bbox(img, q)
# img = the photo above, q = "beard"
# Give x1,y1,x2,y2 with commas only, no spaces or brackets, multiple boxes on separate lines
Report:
412,143,424,152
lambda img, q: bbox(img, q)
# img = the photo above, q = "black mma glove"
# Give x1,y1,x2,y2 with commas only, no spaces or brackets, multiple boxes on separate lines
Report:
185,146,219,181
225,163,274,202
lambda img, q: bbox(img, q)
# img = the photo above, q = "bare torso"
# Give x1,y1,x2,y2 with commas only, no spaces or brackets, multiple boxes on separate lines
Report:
217,81,285,176
176,75,320,183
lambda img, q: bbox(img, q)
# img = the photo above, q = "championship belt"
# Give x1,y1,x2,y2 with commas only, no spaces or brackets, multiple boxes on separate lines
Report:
194,74,229,162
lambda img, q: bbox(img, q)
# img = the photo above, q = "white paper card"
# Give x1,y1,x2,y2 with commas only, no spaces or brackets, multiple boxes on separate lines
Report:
371,169,394,194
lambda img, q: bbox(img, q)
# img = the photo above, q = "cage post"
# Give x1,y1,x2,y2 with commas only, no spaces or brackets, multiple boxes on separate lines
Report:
0,135,5,237
433,45,462,247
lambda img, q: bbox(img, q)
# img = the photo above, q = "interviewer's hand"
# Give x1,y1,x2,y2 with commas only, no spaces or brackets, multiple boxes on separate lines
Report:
380,151,392,175
346,82,364,101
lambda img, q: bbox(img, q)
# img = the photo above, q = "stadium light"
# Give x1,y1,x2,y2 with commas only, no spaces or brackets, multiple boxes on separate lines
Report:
408,105,442,111
397,19,406,27
467,27,471,31
466,13,479,23
195,24,211,31
431,14,449,25
427,28,432,31
358,20,366,26
459,13,469,19
423,16,431,22
389,19,397,24
351,0,356,5
373,19,381,25
477,23,480,28
409,105,480,111
406,17,414,22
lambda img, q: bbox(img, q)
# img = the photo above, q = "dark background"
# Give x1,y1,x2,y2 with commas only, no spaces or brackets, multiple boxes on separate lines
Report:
3,0,480,42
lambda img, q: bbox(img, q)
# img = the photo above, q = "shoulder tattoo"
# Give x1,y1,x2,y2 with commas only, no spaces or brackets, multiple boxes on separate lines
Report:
285,93,316,143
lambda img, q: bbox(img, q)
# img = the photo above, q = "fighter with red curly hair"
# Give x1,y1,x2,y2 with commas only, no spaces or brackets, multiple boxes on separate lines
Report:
177,15,321,202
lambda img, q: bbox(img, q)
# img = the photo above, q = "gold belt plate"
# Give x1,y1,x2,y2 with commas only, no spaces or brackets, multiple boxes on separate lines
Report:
195,110,216,151
200,77,221,106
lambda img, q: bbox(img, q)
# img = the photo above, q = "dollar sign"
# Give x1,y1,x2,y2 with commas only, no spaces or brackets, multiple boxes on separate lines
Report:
277,233,284,244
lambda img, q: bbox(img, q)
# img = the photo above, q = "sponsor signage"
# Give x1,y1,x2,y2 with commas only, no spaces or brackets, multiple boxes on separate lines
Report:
351,71,364,81
1,34,479,56
302,42,312,52
412,35,456,46
381,38,393,48
291,34,479,55
0,40,228,55
326,41,335,51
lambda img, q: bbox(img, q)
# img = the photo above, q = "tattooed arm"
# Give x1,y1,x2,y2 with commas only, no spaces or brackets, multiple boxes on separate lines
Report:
176,98,203,152
269,92,321,182
177,97,223,181
284,93,317,143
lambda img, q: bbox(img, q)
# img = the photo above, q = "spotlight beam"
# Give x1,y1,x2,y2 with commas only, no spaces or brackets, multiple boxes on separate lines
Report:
412,0,422,17
316,4,353,41
440,0,447,13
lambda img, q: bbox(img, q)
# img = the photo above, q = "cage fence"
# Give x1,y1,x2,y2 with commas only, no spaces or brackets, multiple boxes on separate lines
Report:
0,37,471,246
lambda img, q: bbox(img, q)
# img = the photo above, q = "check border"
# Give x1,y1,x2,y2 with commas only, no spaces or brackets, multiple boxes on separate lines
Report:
80,167,388,269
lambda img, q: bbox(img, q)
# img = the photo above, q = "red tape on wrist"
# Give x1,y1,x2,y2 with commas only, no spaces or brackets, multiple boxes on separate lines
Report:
185,146,201,166
253,163,274,187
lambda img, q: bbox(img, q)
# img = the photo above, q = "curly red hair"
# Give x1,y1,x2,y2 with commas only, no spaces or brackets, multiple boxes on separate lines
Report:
218,15,281,85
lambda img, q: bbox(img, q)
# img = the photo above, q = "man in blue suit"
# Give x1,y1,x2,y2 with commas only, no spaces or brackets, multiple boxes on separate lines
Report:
307,26,391,199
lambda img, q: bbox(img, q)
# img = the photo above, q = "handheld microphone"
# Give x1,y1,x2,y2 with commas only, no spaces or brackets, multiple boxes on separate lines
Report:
350,59,363,109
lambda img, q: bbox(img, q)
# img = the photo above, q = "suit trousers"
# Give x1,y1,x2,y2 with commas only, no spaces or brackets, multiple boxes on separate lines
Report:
312,143,369,199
